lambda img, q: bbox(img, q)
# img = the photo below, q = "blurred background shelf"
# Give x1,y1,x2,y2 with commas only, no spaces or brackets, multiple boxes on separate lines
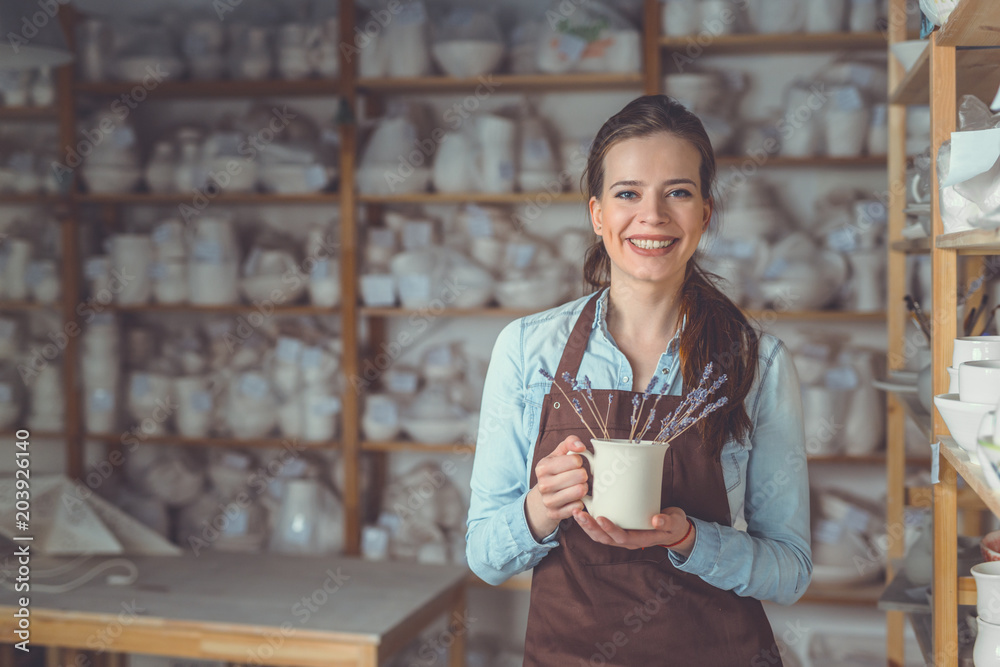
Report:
73,78,343,98
74,192,341,205
660,31,888,54
357,72,643,94
85,432,336,450
106,303,339,316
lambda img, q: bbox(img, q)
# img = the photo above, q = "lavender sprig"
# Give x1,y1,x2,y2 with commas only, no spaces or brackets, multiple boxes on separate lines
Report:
538,368,599,440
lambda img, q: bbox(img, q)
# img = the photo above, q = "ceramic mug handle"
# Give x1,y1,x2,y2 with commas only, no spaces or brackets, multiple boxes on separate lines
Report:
574,448,595,514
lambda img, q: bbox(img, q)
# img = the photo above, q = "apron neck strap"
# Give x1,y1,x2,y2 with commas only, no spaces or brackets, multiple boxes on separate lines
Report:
553,292,601,384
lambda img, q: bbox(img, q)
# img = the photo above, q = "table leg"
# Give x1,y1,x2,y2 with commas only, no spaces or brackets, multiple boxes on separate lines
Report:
0,643,15,667
448,588,466,667
45,647,61,667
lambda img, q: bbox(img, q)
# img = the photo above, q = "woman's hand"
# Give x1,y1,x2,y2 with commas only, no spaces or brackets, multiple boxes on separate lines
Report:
525,436,590,540
573,506,696,557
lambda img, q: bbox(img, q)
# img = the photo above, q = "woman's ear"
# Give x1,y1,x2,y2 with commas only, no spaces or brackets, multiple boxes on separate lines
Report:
702,197,713,231
589,196,603,235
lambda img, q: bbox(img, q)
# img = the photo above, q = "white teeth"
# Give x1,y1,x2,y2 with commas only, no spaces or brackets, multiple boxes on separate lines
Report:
629,238,677,250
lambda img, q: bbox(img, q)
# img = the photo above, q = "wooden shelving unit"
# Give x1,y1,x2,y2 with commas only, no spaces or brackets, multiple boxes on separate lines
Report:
84,432,334,450
357,72,643,94
106,303,339,316
361,441,473,454
660,31,888,54
74,192,340,205
0,106,58,120
884,2,1000,663
0,300,58,311
891,237,932,254
74,78,342,98
1,5,902,661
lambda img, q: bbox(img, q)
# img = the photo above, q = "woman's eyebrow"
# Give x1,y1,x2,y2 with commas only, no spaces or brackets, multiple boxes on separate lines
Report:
609,178,697,188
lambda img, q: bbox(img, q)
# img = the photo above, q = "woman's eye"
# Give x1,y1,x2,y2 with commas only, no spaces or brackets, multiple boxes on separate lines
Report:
615,190,638,200
667,189,692,198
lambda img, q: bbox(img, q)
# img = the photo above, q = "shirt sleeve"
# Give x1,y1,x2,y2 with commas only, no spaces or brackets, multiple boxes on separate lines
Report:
667,337,813,605
466,319,561,586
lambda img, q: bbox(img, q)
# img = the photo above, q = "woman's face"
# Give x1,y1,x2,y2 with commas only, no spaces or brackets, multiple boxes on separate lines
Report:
589,132,712,292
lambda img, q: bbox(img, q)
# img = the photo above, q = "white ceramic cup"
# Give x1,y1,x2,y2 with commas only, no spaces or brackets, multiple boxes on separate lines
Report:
959,360,1000,404
575,439,670,530
174,375,212,438
954,336,1000,369
110,234,153,305
973,561,1000,624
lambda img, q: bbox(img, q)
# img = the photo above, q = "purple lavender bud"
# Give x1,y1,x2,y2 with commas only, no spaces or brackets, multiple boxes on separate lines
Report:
562,371,573,386
632,395,640,408
608,394,614,405
631,416,637,426
539,368,554,381
571,398,584,414
700,362,713,383
644,375,658,398
582,376,594,400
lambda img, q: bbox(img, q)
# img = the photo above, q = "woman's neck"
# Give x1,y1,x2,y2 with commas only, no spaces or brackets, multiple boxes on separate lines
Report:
605,281,682,348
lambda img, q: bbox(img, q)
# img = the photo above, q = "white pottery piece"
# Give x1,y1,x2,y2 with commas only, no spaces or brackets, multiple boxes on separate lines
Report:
578,439,671,530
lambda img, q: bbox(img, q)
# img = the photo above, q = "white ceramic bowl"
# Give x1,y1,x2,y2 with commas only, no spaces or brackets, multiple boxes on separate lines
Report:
449,265,494,308
889,40,927,72
933,392,993,453
82,164,142,194
432,40,504,78
204,157,257,193
953,336,1000,368
495,278,563,310
114,56,184,82
401,417,468,445
259,164,330,194
959,360,1000,404
356,164,430,195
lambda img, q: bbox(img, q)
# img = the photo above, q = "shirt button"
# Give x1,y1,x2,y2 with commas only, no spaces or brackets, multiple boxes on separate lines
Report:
622,376,629,383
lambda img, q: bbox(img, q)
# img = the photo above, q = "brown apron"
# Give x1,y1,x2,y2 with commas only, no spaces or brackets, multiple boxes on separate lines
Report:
523,294,780,667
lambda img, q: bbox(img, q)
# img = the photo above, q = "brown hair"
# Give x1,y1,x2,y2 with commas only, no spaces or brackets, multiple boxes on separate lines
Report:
582,95,760,455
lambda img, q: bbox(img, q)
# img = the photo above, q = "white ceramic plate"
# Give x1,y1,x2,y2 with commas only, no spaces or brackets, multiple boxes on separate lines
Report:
811,562,882,587
872,378,918,394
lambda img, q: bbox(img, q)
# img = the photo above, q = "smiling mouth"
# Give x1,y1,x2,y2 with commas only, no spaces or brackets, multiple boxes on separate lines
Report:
628,238,678,250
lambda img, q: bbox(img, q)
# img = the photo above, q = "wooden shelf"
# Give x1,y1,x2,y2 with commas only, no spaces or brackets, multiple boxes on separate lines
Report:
85,432,335,450
938,0,1000,47
107,303,338,316
360,307,885,321
939,435,1000,518
891,237,931,254
468,571,532,591
357,72,643,94
74,78,341,98
716,155,887,168
0,106,58,120
807,453,930,465
74,192,340,205
0,194,68,205
0,300,56,311
798,581,883,606
660,31,887,54
891,47,1000,106
879,567,931,614
937,226,1000,254
744,310,887,322
1,431,65,440
360,306,537,318
357,192,585,205
362,440,474,454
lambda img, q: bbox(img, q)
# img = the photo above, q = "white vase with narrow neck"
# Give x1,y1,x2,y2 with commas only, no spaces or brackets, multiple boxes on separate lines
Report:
577,439,670,530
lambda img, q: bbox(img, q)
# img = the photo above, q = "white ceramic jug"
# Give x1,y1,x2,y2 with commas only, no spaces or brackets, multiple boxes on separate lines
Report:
474,115,517,193
433,132,478,193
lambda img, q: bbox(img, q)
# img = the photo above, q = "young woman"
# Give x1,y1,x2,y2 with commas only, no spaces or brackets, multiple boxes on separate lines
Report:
466,95,811,666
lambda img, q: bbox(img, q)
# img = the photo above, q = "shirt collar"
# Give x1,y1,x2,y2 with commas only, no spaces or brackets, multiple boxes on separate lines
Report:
592,287,686,354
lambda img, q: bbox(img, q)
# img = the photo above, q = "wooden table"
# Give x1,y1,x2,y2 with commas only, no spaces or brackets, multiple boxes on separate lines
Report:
0,552,468,667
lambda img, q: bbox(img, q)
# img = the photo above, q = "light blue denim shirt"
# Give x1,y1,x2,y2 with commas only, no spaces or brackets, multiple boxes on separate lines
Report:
466,289,812,605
